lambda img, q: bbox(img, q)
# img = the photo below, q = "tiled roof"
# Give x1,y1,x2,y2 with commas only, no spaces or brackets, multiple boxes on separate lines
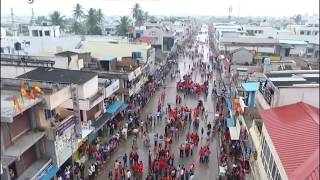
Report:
259,102,319,180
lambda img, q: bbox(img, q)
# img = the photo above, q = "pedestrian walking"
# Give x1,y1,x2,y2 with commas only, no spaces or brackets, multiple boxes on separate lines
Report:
123,153,128,167
201,127,204,139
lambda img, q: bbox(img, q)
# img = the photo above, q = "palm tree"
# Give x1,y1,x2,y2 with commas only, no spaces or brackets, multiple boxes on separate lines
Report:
72,21,84,34
49,11,65,29
72,3,85,34
135,9,145,26
73,3,84,21
144,11,149,22
97,8,104,25
116,16,131,36
86,8,102,35
131,3,141,20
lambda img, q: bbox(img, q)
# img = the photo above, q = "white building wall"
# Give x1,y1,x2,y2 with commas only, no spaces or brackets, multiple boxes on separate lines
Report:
289,45,307,55
79,76,99,99
1,66,36,78
277,87,319,108
222,46,276,54
261,126,289,180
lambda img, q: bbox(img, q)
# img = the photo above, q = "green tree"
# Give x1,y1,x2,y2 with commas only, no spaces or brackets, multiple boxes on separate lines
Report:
131,3,141,20
116,16,131,36
293,14,302,25
135,9,145,26
85,8,102,35
49,11,65,29
72,3,85,34
144,11,149,22
97,8,104,25
132,3,145,26
73,3,84,21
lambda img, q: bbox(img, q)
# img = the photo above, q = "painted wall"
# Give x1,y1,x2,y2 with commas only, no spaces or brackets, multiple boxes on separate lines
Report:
1,66,36,78
79,76,99,99
276,87,319,108
45,86,71,110
232,50,253,65
261,125,289,180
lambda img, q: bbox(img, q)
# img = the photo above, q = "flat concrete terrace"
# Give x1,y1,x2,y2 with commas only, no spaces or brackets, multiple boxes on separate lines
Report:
1,89,43,123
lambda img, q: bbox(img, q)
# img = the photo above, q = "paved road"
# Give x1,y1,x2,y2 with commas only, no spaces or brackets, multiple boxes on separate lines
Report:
94,41,221,180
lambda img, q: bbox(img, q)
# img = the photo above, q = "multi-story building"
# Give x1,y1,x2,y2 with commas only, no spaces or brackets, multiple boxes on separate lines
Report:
255,70,319,109
0,78,70,180
254,102,319,180
28,25,61,38
75,40,154,101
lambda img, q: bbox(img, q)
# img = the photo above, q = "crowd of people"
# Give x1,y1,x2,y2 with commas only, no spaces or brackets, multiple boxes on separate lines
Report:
58,29,253,180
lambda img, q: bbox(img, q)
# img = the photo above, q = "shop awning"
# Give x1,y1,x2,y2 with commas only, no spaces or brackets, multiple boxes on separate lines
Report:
122,103,128,110
229,127,240,140
226,117,235,128
92,112,112,131
241,82,260,92
106,101,124,114
40,164,59,180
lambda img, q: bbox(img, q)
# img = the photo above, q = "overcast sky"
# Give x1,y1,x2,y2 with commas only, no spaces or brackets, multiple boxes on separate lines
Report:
1,0,319,17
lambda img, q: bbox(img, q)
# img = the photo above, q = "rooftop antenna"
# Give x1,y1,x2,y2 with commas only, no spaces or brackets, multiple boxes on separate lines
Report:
30,8,36,25
10,8,18,37
10,8,15,29
228,6,232,22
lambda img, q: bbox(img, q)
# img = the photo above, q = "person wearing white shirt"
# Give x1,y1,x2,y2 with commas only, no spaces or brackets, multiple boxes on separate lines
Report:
127,169,132,179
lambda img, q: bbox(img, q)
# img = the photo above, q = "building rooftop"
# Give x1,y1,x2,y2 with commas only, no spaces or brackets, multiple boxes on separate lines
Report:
55,50,79,57
1,89,43,122
220,37,278,45
259,102,319,180
279,39,308,45
18,67,97,85
78,40,151,61
266,70,319,87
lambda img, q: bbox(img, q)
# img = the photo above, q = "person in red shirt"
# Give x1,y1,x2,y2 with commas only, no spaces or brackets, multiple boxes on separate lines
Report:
138,161,143,178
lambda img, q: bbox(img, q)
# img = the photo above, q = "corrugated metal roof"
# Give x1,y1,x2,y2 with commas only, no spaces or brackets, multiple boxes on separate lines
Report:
259,102,319,180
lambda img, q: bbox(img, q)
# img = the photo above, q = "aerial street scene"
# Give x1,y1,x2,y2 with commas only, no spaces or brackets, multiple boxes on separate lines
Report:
0,0,319,180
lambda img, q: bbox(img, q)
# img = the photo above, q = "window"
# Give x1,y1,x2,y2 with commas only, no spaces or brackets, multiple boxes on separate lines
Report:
313,31,318,35
271,160,277,179
44,109,55,120
275,170,282,180
268,156,274,173
39,30,43,36
300,31,304,35
307,31,311,35
32,30,38,36
44,30,50,36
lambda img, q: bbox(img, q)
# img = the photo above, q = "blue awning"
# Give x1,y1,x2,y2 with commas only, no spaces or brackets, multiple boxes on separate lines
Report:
106,100,124,114
226,117,235,128
98,55,115,61
122,103,128,110
227,99,232,111
40,165,59,180
241,82,260,92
